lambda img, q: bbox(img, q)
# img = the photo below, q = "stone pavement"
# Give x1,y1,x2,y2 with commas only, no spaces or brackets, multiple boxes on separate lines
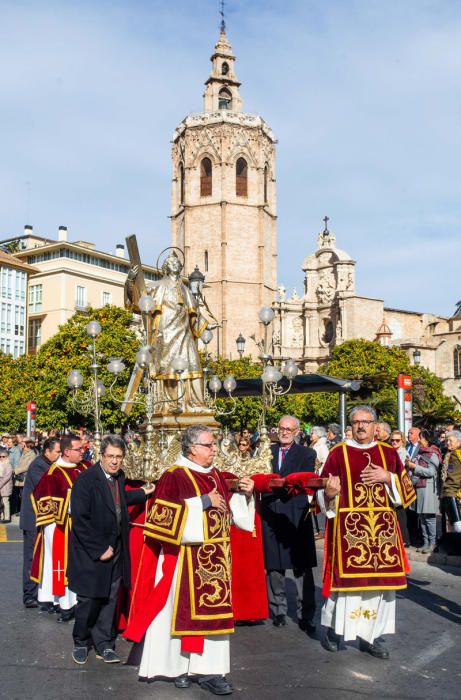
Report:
1,520,460,700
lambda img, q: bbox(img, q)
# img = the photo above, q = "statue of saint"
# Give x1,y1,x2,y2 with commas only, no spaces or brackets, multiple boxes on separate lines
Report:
125,251,209,415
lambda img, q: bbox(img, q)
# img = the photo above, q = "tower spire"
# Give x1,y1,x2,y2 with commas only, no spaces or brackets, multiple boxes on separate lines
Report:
203,15,243,113
220,0,226,33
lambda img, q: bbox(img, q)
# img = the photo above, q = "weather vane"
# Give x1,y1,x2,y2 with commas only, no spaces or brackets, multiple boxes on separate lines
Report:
220,0,226,32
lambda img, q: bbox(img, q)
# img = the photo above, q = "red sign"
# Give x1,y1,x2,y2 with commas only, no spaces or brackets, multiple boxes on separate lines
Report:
27,401,37,411
398,375,412,389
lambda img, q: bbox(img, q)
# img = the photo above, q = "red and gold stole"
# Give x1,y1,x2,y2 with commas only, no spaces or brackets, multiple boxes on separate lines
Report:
323,442,415,595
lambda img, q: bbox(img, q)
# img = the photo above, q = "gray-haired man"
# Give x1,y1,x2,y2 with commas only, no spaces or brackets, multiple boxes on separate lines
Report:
125,425,255,696
319,405,416,659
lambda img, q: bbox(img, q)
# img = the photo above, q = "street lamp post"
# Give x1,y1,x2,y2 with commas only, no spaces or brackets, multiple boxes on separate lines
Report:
67,320,105,459
236,333,246,359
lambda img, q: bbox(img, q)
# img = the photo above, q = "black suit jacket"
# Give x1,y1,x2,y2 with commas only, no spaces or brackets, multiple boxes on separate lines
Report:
19,454,52,531
67,463,146,598
260,442,317,571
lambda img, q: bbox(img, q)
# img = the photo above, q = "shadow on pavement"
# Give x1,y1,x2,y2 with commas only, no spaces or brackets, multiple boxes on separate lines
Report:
399,576,461,626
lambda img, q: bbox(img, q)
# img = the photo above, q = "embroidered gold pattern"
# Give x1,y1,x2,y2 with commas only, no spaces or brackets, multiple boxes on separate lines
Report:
149,502,174,529
195,542,232,608
400,469,415,504
349,607,377,620
36,499,60,517
194,507,232,610
343,467,399,572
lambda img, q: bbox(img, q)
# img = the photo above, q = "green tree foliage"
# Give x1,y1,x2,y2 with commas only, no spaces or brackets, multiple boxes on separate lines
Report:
1,329,457,434
0,306,141,433
321,339,460,427
412,366,460,427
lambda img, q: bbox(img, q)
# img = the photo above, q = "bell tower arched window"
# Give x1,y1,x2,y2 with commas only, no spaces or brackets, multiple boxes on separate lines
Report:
179,162,185,205
218,88,232,110
221,61,229,75
454,346,461,378
200,157,212,197
204,250,209,272
236,157,248,197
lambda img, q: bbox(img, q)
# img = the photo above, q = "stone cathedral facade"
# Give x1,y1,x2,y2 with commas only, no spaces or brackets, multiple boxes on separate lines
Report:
171,28,277,357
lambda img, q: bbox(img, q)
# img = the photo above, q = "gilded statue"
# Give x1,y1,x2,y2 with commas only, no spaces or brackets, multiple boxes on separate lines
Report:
124,247,210,416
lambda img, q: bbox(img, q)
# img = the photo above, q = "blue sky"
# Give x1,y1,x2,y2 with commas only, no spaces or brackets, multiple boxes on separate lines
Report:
1,0,460,316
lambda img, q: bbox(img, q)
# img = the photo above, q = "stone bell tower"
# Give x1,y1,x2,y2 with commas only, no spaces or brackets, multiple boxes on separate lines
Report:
171,25,277,358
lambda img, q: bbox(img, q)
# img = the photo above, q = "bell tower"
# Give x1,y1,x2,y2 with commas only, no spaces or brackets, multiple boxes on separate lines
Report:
171,25,277,358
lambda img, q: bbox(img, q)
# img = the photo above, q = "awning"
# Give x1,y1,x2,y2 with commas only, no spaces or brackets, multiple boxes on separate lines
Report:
214,372,361,398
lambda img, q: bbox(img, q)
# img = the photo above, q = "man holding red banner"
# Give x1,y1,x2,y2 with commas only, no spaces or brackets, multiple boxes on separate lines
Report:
125,424,255,696
319,405,416,659
30,434,88,622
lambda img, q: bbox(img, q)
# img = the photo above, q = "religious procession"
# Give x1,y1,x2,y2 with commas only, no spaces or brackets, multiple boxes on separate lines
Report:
2,243,460,699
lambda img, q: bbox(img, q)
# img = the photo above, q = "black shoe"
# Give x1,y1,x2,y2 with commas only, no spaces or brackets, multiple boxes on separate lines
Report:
57,609,75,623
24,598,38,608
321,628,340,652
38,602,55,613
272,614,286,627
198,675,233,695
298,618,316,634
95,648,120,663
72,646,89,665
359,638,389,659
174,674,192,689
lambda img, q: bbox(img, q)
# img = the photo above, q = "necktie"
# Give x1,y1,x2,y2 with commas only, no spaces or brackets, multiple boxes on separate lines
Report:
280,448,288,470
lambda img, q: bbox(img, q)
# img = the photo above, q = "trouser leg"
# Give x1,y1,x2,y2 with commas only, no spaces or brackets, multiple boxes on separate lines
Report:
23,528,38,602
293,568,316,623
73,595,103,649
420,514,429,547
266,569,287,618
90,576,121,654
423,514,437,546
2,496,10,521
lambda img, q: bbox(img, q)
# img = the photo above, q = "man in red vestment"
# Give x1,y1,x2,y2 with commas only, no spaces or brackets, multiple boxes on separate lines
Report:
319,405,416,659
30,434,88,621
125,425,255,696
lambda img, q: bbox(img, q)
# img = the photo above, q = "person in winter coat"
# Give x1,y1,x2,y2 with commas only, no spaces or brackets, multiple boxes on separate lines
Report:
0,447,13,522
407,429,441,553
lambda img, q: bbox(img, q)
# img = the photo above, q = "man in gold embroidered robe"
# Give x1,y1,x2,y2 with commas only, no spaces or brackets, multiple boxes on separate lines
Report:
30,434,88,620
125,425,255,695
125,252,209,414
318,405,415,659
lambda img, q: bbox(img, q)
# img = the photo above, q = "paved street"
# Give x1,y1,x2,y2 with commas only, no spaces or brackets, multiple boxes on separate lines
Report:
1,520,460,700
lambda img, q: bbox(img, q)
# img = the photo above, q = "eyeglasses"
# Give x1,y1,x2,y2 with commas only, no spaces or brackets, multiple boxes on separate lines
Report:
390,438,402,443
278,427,296,433
70,447,84,452
0,455,7,459
351,420,375,426
192,442,215,449
104,455,123,461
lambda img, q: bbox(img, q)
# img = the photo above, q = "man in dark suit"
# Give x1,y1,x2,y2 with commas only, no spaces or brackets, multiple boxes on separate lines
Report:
260,415,317,632
406,426,422,545
406,427,421,459
68,434,154,665
19,437,61,608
